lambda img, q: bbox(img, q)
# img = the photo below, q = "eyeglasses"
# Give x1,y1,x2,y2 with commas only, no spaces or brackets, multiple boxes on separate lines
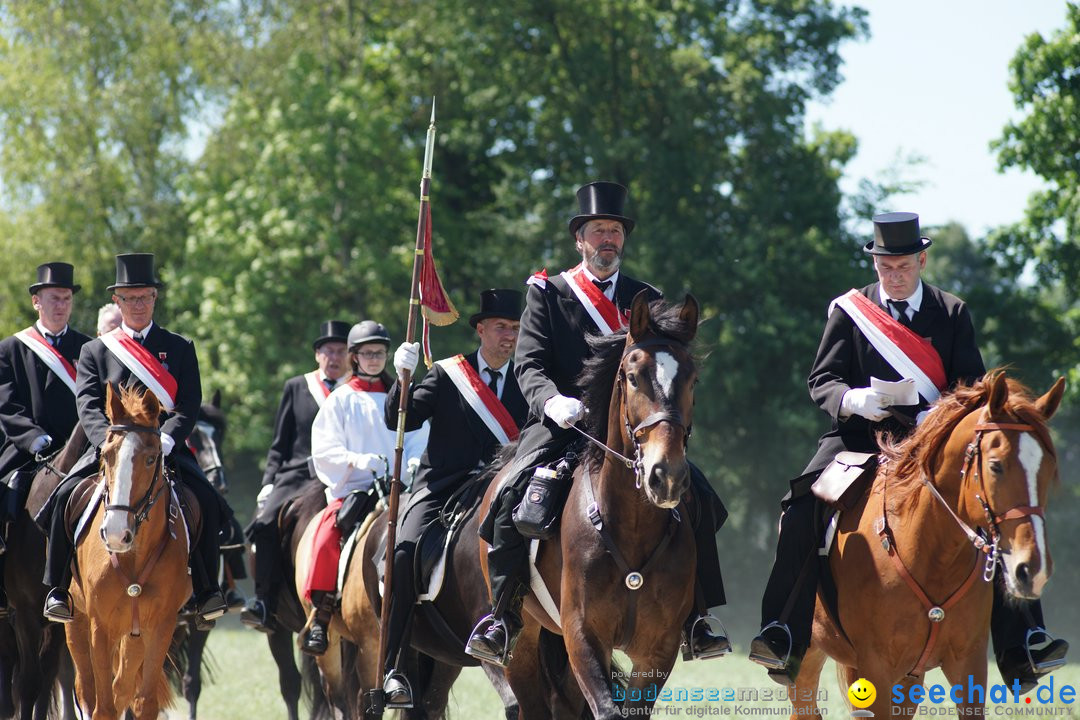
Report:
115,293,157,307
355,350,387,360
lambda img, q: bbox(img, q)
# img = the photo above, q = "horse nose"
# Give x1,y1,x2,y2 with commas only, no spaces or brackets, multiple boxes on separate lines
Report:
121,529,134,546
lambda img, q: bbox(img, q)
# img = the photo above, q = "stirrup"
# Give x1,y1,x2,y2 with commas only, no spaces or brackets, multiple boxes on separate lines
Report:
383,671,415,709
749,621,793,670
682,613,732,661
1026,628,1067,673
464,613,514,666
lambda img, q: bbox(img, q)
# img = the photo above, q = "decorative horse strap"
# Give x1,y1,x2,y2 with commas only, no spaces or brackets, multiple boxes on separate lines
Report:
873,418,1042,678
102,422,178,637
581,463,681,648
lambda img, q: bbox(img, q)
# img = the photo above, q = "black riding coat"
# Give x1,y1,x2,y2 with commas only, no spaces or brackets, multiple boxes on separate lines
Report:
261,373,324,488
385,351,528,495
801,281,986,478
0,328,91,480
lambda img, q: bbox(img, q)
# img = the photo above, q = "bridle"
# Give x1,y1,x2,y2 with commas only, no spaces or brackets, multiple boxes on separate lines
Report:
875,411,1047,677
570,336,692,488
102,423,169,538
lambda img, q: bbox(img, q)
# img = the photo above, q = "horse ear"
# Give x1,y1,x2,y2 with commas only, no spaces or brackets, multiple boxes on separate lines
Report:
143,389,161,420
1035,376,1066,421
987,371,1009,415
629,290,653,338
211,389,222,408
105,383,125,422
679,294,699,340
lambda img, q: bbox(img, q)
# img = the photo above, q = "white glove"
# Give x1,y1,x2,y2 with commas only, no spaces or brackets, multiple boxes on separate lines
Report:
30,434,53,454
407,457,421,477
256,484,274,509
160,433,176,456
915,410,930,426
544,394,585,429
349,452,382,473
393,342,420,380
841,388,892,422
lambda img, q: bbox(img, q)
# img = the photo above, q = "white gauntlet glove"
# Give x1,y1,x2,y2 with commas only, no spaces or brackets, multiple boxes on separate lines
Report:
544,394,585,429
841,388,892,422
30,434,53,455
160,433,176,456
256,484,274,509
393,342,420,380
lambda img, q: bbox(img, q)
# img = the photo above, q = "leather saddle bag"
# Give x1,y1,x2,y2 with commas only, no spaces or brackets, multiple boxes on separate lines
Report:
811,451,877,511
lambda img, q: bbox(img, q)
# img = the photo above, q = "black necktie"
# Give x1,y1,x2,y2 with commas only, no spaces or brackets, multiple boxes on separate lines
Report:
887,299,912,327
484,368,501,396
324,378,336,392
592,279,613,295
132,332,144,344
45,332,60,346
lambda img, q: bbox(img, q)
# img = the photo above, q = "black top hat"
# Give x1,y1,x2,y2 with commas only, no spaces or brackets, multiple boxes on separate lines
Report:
568,181,636,237
313,320,351,350
469,289,524,328
108,253,164,290
29,262,81,295
864,212,933,256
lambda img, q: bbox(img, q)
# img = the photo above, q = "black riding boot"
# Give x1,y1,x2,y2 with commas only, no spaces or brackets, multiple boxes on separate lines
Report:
42,479,79,623
242,522,281,632
465,578,526,667
302,591,336,656
992,580,1068,694
683,465,731,660
382,543,417,708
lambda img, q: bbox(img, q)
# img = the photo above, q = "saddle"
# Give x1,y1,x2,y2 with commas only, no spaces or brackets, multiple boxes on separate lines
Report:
64,472,202,546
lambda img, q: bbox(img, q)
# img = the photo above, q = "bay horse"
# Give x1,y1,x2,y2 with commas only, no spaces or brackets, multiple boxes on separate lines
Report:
1,424,87,720
789,372,1065,718
481,293,703,719
66,385,192,720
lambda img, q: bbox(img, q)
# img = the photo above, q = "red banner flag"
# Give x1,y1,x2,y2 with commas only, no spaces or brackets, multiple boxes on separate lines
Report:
418,203,458,366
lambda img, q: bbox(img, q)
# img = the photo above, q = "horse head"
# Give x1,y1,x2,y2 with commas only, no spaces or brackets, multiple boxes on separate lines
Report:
99,383,164,553
618,291,700,509
963,373,1065,599
191,390,227,492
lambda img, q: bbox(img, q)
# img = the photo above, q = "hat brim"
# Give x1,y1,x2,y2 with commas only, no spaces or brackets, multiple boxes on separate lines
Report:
107,281,165,291
29,283,81,295
313,336,349,350
469,312,521,328
863,237,932,256
568,214,635,237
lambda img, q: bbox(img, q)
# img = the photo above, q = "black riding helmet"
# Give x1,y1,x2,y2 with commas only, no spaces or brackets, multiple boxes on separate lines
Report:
347,320,391,351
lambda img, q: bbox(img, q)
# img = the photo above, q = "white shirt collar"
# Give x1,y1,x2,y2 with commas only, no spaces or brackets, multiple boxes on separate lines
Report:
120,320,154,339
35,322,68,338
878,280,923,318
580,267,619,300
476,351,509,396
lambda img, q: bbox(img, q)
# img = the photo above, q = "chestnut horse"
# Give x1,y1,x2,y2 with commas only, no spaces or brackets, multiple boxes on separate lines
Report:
790,372,1065,718
66,385,191,720
482,293,703,719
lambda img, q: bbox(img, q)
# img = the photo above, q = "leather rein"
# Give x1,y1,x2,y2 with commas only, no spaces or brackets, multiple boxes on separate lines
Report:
101,422,177,637
874,415,1044,678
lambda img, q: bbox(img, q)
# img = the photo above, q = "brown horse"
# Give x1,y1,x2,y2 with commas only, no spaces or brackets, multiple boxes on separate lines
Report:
790,372,1065,718
481,293,703,719
66,385,192,720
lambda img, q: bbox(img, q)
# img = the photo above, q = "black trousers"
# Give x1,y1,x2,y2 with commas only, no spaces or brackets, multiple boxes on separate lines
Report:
246,478,318,608
41,452,225,600
482,419,727,615
760,488,1053,659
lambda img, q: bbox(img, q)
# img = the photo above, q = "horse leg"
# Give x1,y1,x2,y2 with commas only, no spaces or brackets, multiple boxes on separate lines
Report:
563,624,623,720
31,624,65,720
57,646,78,720
501,622,553,720
0,624,13,720
65,611,96,718
113,633,145,717
87,621,117,720
182,628,210,720
131,626,173,720
942,645,989,716
12,611,44,720
480,664,520,720
622,639,680,717
790,644,827,719
266,629,302,720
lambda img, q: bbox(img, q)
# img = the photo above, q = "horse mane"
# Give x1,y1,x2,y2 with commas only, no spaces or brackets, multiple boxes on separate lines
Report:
111,385,160,428
879,369,1057,501
579,299,697,469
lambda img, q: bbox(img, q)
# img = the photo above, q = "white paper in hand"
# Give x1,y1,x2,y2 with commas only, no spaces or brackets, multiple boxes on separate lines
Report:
871,376,919,406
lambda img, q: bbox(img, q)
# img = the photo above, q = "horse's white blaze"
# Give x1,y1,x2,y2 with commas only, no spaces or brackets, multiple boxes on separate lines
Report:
102,434,137,549
654,351,678,399
1018,433,1048,584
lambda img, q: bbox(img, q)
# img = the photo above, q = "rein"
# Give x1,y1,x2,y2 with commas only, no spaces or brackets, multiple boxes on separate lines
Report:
875,415,1042,678
102,423,168,532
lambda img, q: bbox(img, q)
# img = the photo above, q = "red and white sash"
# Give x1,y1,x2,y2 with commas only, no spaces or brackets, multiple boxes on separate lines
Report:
559,264,624,336
304,371,332,407
14,327,77,395
831,289,947,402
436,355,520,445
99,328,178,411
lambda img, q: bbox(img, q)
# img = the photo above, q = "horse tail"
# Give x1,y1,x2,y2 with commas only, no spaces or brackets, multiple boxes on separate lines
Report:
302,651,333,720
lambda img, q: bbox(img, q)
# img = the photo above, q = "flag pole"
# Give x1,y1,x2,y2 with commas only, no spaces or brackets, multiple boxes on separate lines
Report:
372,99,435,716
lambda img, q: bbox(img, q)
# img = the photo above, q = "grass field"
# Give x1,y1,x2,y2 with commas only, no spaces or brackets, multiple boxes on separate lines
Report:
165,612,1080,719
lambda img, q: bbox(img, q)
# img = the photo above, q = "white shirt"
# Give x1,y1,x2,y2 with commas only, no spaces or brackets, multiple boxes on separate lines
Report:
878,280,923,322
311,383,429,500
120,320,155,340
34,322,68,344
476,352,510,399
579,267,619,301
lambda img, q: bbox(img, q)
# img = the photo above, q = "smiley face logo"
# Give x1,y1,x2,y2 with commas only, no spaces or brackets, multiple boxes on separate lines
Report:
848,678,876,709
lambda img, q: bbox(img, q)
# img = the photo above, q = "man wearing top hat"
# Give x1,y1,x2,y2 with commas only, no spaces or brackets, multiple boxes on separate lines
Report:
749,212,1067,692
378,289,529,706
465,181,731,667
0,263,91,615
241,319,352,631
38,253,232,626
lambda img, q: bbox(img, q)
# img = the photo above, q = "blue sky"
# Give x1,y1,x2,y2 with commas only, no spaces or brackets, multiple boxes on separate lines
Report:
806,0,1069,238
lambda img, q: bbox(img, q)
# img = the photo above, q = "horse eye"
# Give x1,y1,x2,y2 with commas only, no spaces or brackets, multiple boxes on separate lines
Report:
146,454,157,467
626,373,638,388
989,459,1003,475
